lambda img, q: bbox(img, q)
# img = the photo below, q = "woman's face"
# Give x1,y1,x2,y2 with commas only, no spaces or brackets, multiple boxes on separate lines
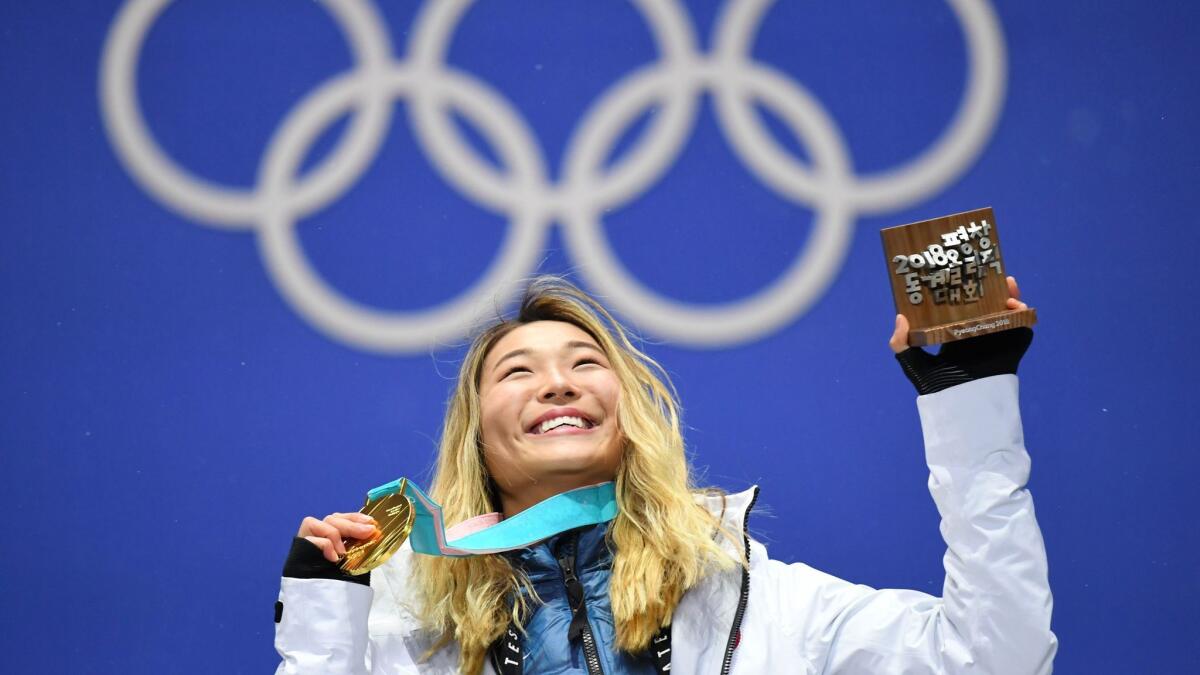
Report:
478,320,623,514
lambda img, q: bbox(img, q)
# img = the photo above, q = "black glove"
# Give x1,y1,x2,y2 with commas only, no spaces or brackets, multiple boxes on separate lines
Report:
281,536,370,586
895,327,1033,395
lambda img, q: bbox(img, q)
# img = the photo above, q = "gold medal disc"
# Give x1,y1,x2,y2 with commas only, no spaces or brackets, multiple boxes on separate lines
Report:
339,478,416,576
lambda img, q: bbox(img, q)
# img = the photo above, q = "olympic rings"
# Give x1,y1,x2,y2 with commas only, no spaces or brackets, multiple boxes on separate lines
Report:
99,0,1006,352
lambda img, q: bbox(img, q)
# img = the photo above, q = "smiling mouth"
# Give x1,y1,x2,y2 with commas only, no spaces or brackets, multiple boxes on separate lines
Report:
527,415,597,435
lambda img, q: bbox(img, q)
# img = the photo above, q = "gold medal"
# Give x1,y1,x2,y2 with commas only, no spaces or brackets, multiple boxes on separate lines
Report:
339,478,415,576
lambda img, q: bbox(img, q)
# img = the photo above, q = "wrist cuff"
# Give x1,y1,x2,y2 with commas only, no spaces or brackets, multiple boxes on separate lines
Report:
895,347,972,395
282,537,371,587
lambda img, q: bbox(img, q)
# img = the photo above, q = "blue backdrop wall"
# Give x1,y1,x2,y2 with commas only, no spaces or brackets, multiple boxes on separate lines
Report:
3,1,1197,672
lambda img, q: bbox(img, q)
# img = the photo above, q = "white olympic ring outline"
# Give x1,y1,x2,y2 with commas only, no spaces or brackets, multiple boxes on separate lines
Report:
99,0,1007,352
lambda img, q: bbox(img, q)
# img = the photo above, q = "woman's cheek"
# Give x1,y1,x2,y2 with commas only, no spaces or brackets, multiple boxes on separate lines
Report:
480,393,507,447
494,385,526,441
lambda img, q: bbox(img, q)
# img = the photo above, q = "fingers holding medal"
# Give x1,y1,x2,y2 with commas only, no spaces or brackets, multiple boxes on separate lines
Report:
297,512,379,564
293,480,413,575
340,483,415,575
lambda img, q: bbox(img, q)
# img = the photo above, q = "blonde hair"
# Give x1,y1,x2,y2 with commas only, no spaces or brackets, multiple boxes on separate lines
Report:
411,276,736,674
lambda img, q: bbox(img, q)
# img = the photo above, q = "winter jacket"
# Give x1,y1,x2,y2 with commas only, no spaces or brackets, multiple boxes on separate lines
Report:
503,522,658,674
274,374,1057,674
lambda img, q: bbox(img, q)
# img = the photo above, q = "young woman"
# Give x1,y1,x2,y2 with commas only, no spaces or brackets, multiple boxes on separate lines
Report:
274,276,1055,674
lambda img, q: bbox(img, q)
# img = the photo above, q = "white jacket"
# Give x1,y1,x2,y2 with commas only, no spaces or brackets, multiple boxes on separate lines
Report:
275,375,1057,674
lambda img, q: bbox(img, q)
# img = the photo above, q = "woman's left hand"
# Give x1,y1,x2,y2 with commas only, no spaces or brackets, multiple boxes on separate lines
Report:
889,275,1034,396
1003,274,1028,312
889,275,1027,354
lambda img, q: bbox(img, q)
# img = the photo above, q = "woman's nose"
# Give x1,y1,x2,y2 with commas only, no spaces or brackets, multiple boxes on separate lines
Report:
539,370,578,401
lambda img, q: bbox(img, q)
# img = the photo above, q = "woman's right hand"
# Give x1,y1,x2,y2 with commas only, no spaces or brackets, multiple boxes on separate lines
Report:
297,512,378,563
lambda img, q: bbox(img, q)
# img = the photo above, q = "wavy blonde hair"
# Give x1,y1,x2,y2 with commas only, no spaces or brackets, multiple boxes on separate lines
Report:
411,276,736,674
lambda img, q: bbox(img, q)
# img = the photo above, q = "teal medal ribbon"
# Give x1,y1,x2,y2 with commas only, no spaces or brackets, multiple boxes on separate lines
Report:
368,479,618,557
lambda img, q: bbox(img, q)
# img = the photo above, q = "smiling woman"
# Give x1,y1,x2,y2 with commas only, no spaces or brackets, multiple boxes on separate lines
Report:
274,275,1056,675
478,321,624,516
408,280,735,673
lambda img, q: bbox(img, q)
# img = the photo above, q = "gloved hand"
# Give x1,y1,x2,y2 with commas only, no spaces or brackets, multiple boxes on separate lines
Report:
889,276,1034,396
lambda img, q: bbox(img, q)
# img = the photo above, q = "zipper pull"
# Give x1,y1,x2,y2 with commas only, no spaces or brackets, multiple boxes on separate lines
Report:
555,532,588,642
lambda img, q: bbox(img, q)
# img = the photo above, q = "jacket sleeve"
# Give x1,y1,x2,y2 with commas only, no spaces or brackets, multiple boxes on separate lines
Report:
762,374,1057,674
274,538,424,674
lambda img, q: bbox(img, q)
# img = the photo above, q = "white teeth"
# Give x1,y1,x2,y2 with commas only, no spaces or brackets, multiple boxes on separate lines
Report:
538,416,590,434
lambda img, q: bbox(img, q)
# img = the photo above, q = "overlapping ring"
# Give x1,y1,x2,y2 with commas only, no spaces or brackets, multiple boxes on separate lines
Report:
100,0,1006,352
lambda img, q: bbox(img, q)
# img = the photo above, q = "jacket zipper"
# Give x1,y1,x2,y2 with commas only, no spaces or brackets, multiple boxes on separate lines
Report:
556,531,605,675
719,486,759,675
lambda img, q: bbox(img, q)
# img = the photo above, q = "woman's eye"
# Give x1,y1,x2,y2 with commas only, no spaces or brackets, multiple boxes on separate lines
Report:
501,366,530,379
575,358,600,368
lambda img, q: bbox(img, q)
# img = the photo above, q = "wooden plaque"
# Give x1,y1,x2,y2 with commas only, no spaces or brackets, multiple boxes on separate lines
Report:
881,207,1036,347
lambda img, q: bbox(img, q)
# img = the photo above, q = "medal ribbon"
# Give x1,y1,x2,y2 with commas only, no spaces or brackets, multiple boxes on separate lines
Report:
367,479,618,557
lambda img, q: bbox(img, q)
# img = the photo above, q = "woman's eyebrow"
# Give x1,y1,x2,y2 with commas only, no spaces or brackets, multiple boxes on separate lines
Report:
491,348,530,373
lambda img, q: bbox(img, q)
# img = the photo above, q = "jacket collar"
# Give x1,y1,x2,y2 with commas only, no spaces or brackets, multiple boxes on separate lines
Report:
696,486,759,559
505,485,760,574
506,521,612,584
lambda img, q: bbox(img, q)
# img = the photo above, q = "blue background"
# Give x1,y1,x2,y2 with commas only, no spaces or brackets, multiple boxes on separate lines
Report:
3,1,1197,672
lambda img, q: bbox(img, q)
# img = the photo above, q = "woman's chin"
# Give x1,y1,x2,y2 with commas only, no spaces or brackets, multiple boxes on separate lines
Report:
532,443,620,481
537,449,610,474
